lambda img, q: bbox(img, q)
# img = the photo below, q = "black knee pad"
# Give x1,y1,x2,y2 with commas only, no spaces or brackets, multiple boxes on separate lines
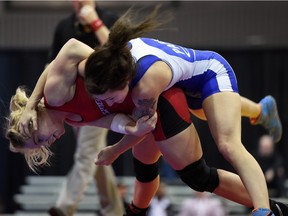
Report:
176,156,219,192
133,157,159,183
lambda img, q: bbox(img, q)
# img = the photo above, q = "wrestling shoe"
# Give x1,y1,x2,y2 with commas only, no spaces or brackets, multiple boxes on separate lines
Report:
252,95,282,143
48,207,65,216
123,202,148,216
252,208,274,216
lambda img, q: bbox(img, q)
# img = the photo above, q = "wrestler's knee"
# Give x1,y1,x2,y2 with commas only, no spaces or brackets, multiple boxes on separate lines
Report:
133,157,160,183
176,156,219,192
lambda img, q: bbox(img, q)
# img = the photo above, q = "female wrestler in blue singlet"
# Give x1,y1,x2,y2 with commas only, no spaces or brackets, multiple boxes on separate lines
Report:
83,6,281,216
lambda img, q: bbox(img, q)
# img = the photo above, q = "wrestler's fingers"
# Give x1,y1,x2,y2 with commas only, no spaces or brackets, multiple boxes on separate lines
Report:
31,117,38,130
23,125,30,136
19,121,30,137
94,156,102,165
148,112,157,125
138,115,149,122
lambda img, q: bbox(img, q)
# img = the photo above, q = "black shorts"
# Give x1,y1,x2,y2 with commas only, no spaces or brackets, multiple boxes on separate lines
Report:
153,87,191,141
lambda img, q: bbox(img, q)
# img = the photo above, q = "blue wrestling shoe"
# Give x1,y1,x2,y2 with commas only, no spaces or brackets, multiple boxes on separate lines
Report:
252,96,282,143
252,208,274,216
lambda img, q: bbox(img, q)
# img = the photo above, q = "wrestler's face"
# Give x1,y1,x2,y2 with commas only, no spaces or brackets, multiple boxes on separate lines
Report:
93,85,129,106
24,111,65,149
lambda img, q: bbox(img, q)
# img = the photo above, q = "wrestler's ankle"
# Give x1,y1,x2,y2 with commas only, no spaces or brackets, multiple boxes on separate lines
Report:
124,202,148,216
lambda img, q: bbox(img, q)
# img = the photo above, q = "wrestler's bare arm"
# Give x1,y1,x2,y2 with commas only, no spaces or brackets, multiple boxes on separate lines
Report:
95,134,147,165
80,112,155,138
45,39,94,106
19,39,94,134
132,61,172,120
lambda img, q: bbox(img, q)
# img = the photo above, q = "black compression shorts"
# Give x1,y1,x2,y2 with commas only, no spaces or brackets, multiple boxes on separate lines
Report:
153,87,191,141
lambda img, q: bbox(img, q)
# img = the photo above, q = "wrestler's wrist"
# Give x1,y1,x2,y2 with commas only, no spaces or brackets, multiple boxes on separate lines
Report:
110,114,131,134
25,102,37,111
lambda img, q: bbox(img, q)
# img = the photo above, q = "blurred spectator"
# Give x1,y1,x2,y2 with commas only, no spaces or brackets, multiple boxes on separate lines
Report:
147,182,174,216
178,191,226,216
255,134,286,197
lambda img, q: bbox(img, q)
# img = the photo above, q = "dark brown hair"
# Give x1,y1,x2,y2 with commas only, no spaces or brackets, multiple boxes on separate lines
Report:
84,5,170,94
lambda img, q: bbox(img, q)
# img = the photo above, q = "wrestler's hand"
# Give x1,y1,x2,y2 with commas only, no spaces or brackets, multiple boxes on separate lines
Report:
125,112,157,136
18,108,37,138
95,146,119,166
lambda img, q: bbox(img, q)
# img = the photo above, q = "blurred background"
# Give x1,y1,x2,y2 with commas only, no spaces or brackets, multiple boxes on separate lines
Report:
1,1,288,215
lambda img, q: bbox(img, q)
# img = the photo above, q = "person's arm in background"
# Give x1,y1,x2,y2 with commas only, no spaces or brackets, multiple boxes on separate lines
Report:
48,1,118,63
79,4,110,45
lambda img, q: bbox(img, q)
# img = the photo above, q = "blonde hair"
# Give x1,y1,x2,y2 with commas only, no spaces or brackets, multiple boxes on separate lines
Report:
5,87,52,172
